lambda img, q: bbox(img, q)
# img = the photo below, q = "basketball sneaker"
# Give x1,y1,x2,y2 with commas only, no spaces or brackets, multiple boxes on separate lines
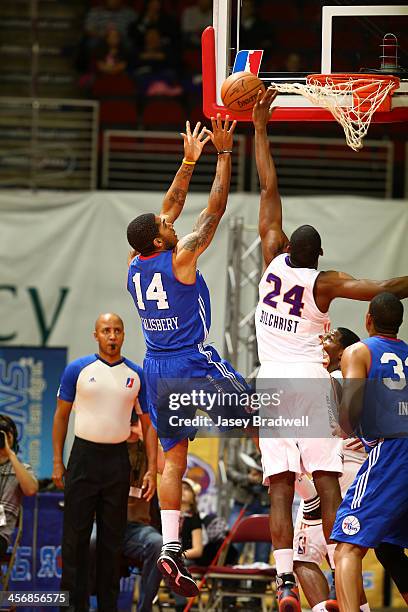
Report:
157,542,199,597
276,573,301,612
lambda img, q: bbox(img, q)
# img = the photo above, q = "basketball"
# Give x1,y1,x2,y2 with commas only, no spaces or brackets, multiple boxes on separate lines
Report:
221,71,266,112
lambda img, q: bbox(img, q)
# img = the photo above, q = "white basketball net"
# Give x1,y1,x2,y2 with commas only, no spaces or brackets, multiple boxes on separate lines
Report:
272,75,397,151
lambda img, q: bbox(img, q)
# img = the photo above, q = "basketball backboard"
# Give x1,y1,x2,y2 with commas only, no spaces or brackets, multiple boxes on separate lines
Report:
202,1,408,123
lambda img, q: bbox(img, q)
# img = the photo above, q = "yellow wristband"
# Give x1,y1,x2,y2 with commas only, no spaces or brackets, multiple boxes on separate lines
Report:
182,158,196,165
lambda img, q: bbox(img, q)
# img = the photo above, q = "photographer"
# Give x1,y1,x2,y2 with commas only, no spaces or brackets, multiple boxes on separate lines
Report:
0,415,38,556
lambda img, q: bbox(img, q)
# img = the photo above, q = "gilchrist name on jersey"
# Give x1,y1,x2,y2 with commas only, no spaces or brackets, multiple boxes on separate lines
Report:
259,309,300,334
256,254,330,364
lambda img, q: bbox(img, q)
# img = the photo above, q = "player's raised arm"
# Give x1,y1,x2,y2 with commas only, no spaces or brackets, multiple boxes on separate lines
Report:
173,114,236,281
160,121,211,223
253,87,289,268
315,270,408,312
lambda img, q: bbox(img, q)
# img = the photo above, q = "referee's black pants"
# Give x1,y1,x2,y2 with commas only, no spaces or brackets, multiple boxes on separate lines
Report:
61,437,130,612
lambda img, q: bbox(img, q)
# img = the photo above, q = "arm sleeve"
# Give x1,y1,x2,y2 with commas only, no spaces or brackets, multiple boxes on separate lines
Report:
57,361,83,403
192,513,202,530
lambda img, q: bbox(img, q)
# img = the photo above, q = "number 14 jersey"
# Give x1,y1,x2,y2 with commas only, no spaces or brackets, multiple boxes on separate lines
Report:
255,254,330,364
128,250,211,353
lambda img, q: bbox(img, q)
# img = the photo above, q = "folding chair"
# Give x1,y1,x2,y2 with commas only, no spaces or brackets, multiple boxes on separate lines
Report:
0,509,23,601
203,514,276,612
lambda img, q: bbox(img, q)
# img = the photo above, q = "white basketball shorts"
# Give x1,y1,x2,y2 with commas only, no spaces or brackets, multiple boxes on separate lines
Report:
257,361,343,483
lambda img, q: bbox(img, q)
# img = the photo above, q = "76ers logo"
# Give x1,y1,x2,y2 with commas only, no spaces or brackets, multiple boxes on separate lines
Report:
342,515,361,535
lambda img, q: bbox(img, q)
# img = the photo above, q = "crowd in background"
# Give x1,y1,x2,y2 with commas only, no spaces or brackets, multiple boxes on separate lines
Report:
74,0,314,120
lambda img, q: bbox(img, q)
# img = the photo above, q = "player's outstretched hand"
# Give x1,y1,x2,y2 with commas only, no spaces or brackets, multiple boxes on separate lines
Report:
204,113,237,153
180,120,212,162
252,87,278,129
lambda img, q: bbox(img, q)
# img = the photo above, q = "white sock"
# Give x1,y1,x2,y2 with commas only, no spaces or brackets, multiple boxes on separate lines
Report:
161,510,180,545
327,543,336,570
274,548,294,575
295,473,317,500
360,604,371,611
312,604,328,612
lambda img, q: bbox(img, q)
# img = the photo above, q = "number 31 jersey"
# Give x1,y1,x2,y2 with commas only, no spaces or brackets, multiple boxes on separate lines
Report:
255,253,330,364
127,250,211,352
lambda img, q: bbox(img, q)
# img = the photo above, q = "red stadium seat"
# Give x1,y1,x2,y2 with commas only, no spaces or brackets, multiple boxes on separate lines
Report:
142,98,185,129
92,74,136,98
99,99,138,127
203,514,276,610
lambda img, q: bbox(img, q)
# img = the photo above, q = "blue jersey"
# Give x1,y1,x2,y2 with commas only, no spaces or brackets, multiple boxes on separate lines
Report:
361,335,408,441
127,250,211,352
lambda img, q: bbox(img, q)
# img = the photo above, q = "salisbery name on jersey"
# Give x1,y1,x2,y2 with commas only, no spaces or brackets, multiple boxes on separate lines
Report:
127,250,211,352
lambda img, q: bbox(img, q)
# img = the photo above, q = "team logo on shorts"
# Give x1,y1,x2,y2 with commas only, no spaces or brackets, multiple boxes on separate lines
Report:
342,515,360,535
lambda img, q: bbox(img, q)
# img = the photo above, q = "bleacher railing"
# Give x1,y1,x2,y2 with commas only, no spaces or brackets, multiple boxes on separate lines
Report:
251,136,394,199
0,97,98,190
102,130,246,192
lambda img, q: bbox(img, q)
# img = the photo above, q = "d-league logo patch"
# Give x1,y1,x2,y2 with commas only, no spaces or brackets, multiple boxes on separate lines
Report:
342,515,361,535
126,377,135,388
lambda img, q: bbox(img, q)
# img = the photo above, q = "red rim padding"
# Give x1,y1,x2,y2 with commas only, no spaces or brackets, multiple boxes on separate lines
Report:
307,73,400,94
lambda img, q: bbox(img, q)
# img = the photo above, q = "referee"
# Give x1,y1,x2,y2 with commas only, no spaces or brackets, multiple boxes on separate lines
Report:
52,313,152,612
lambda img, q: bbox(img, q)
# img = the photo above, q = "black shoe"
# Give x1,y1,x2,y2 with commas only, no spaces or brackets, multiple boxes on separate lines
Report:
157,543,199,598
276,573,301,612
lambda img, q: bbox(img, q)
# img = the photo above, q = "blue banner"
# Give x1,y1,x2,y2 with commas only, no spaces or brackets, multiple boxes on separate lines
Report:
0,346,67,478
7,494,134,612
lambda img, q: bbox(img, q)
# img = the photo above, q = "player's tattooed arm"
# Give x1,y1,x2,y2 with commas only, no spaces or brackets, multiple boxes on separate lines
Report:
177,211,218,252
253,88,289,268
173,116,236,280
160,121,211,223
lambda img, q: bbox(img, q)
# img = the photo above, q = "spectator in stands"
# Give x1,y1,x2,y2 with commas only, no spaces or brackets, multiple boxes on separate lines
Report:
227,445,271,563
240,0,272,56
284,52,301,73
0,415,38,556
94,27,128,75
181,0,212,48
128,0,180,57
85,0,137,50
134,28,182,97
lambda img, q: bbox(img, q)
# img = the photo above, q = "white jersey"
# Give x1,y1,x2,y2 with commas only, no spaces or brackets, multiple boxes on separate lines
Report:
255,254,330,364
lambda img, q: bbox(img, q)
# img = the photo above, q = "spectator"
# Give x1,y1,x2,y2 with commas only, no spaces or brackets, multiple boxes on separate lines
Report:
129,0,180,56
85,0,137,50
226,445,271,563
134,28,182,97
52,312,152,612
90,416,164,612
199,513,239,566
284,52,301,73
94,27,128,75
181,0,212,48
0,414,38,556
239,0,272,55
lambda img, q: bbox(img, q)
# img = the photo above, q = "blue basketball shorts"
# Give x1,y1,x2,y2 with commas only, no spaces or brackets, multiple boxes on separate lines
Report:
143,344,251,451
331,438,408,548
